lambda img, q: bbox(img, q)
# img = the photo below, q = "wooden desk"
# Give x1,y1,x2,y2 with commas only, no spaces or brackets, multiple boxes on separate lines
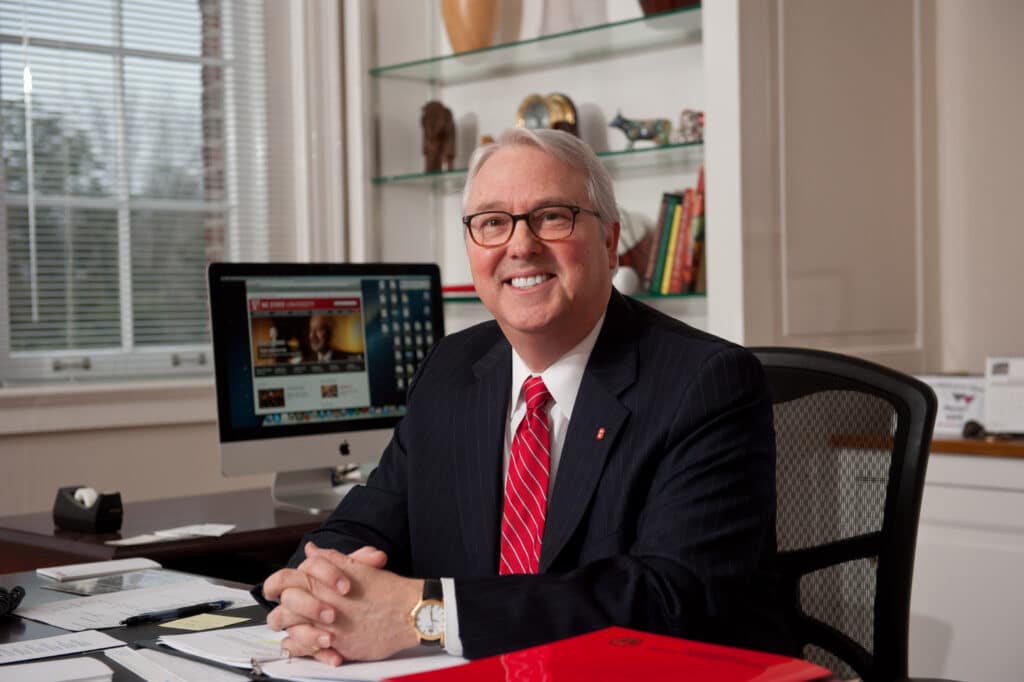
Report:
0,488,327,583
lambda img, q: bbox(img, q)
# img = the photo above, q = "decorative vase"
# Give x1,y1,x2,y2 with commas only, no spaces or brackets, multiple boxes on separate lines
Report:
441,0,500,53
638,0,699,16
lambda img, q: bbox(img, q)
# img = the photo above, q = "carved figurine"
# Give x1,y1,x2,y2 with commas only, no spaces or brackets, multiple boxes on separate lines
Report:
677,108,704,143
608,111,672,149
421,101,456,172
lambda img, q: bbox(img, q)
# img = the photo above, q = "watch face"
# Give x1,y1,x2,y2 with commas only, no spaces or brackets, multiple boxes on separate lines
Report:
415,602,444,637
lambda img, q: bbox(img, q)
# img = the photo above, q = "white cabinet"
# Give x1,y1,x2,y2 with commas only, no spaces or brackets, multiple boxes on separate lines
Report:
909,453,1024,681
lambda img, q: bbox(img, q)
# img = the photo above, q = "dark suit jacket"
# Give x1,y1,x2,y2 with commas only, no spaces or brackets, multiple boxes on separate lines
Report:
290,291,792,658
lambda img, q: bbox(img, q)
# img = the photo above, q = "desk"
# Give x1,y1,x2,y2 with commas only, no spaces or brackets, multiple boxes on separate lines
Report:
1,569,260,681
0,488,327,583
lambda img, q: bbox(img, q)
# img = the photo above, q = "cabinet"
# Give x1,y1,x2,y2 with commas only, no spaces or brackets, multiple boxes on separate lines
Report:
343,1,930,371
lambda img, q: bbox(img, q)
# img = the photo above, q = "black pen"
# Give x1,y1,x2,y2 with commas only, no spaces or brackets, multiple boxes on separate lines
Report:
120,599,232,626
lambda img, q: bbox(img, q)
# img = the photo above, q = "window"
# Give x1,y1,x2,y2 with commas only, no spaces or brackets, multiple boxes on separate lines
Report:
0,0,273,385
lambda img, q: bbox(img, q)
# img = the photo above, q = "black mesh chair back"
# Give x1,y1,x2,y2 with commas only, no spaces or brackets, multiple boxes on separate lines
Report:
752,347,937,682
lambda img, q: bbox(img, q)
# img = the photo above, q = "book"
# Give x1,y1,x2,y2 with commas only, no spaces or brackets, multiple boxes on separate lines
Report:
641,193,673,292
659,199,684,294
648,193,681,293
682,191,704,292
667,188,695,293
385,626,832,682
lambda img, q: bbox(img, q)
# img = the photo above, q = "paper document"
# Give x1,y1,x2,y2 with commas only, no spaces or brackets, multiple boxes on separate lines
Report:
158,624,286,668
36,557,161,582
260,649,468,681
0,630,123,664
106,523,236,546
0,656,112,682
105,646,248,682
157,624,468,681
16,579,255,631
154,523,235,538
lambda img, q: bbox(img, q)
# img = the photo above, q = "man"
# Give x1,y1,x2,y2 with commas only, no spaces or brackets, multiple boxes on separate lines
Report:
307,314,335,362
262,128,790,664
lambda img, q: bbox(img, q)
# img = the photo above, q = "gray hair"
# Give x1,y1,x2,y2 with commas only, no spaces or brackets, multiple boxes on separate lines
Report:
462,128,620,232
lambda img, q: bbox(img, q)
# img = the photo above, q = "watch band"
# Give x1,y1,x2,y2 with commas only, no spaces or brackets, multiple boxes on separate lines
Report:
423,578,443,602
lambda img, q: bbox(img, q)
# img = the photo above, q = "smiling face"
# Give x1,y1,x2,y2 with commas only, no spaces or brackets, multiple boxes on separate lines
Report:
464,144,619,369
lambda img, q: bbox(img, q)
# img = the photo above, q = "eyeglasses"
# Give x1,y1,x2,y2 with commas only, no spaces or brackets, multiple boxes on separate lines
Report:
462,204,601,247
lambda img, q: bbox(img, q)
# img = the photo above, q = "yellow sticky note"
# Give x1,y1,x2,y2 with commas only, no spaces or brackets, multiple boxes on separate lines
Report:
159,613,250,631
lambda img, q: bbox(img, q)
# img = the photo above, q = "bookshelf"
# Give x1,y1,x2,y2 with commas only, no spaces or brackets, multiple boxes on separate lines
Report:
345,2,707,331
343,1,927,368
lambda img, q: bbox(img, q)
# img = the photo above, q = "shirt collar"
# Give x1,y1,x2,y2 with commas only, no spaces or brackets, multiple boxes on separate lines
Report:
510,312,606,422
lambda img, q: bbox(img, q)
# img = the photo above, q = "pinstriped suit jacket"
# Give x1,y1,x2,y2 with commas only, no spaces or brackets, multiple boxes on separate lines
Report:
291,290,793,658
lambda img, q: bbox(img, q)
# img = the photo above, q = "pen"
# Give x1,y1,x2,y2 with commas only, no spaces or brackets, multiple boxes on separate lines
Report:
120,599,231,626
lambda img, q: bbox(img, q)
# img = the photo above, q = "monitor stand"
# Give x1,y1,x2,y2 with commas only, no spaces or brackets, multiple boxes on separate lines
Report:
271,468,359,515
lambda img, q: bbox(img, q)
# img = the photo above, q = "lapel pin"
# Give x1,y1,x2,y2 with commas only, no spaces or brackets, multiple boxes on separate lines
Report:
596,427,606,441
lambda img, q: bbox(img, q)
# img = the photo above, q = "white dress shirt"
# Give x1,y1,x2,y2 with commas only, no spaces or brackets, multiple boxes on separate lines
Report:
440,314,606,655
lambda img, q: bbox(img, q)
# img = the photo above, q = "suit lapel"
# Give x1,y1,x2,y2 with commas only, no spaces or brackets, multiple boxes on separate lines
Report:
453,336,511,575
539,292,637,571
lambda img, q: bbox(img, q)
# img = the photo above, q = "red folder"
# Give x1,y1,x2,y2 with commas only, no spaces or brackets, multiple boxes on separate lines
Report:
385,626,832,681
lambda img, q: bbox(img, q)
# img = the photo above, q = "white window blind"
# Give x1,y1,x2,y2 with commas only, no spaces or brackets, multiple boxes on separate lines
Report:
0,0,275,385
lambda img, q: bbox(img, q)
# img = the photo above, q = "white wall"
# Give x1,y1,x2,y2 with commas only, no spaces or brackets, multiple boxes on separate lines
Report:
934,0,1024,372
0,420,269,517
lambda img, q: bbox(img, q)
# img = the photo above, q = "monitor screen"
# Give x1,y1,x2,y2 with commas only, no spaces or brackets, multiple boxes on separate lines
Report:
208,262,444,487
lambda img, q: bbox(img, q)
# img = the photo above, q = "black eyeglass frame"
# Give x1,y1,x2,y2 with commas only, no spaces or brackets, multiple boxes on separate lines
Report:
461,204,601,247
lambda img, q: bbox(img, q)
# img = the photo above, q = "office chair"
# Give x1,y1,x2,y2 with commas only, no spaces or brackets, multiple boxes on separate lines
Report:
752,347,957,682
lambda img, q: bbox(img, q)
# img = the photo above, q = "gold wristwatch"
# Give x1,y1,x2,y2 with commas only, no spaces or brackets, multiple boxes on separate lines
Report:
409,578,445,647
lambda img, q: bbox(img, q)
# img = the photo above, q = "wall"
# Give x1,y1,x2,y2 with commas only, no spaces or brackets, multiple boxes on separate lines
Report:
0,420,269,517
934,0,1024,372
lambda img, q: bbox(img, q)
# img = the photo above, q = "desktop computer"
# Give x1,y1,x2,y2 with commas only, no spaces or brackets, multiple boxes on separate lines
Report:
207,262,444,514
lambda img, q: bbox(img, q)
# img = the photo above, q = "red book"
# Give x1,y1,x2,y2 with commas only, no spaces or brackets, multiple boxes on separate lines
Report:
385,626,832,682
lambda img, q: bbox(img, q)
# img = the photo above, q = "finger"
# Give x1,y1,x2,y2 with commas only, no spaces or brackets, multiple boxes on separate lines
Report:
313,647,343,667
278,585,336,625
262,568,311,602
297,555,350,595
266,603,321,632
280,635,343,667
281,624,333,656
349,545,388,569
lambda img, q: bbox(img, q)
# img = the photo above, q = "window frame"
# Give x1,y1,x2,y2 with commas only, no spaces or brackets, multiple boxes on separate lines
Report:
0,0,346,433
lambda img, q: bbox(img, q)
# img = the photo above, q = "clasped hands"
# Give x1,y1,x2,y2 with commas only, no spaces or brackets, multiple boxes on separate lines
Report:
263,542,424,666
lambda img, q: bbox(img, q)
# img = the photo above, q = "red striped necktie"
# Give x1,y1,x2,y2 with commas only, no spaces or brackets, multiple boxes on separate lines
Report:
499,375,553,575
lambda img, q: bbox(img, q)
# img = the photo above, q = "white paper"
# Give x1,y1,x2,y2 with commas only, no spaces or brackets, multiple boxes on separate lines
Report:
105,646,248,682
154,523,235,538
0,656,112,682
260,649,468,681
158,624,286,668
15,579,256,631
985,357,1024,433
106,524,236,546
157,625,468,681
0,630,123,664
105,534,170,546
36,557,161,582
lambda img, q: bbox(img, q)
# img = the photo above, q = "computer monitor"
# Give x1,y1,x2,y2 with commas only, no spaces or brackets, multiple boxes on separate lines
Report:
207,262,444,513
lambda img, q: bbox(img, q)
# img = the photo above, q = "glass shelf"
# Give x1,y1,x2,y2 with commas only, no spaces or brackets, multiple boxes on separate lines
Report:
369,5,702,86
443,291,706,305
372,141,704,191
